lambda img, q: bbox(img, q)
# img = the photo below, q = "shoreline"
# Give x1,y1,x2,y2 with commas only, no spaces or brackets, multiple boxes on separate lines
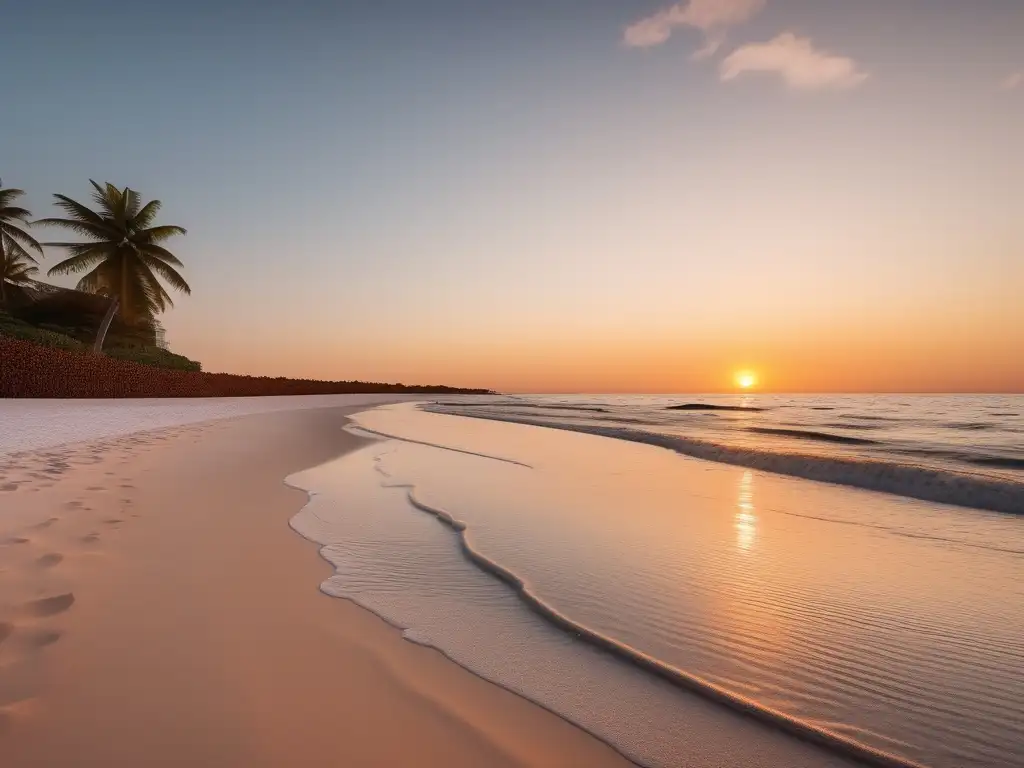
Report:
336,403,1024,768
0,406,630,766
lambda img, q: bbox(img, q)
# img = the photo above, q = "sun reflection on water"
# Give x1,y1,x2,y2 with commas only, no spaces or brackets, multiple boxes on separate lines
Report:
736,470,756,551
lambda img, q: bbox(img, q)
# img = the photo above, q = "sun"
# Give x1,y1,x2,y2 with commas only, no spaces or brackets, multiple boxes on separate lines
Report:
735,371,758,389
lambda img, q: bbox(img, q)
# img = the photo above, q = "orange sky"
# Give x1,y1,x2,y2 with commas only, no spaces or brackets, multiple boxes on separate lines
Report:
174,291,1023,392
16,1,1022,393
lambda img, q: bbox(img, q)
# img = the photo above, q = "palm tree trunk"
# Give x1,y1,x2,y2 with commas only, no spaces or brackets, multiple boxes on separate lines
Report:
93,296,120,355
0,238,6,308
120,256,129,322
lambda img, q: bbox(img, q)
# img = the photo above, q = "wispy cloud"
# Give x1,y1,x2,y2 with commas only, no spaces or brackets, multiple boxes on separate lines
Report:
624,0,766,55
720,33,868,91
999,72,1023,91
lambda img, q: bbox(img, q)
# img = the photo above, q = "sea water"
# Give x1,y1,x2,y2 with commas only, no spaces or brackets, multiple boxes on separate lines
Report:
290,396,1024,768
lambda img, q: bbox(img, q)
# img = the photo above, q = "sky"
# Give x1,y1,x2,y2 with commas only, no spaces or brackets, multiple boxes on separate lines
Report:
2,0,1021,393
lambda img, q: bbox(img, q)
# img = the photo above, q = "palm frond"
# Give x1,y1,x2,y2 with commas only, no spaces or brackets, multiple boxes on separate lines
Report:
48,194,110,226
109,183,129,224
2,261,39,284
124,188,142,221
136,264,174,312
137,241,185,266
36,216,118,241
141,224,187,243
89,180,115,214
47,244,115,276
1,223,43,258
43,241,116,249
140,254,191,294
0,188,27,209
134,200,162,228
2,232,38,264
0,205,33,222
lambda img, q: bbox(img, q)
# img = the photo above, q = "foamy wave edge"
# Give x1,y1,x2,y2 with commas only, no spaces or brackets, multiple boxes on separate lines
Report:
404,489,926,768
429,408,1023,516
283,471,639,767
284,439,925,768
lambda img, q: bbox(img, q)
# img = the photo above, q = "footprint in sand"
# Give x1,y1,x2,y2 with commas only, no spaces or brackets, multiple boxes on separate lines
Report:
20,593,75,618
104,519,123,526
26,630,62,649
0,622,13,646
85,486,105,492
81,534,100,544
29,518,60,531
0,483,19,492
35,553,64,569
2,537,30,546
64,500,85,510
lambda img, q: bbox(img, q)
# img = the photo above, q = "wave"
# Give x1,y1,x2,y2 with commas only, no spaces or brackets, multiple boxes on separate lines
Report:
403,488,926,768
968,456,1024,470
344,424,534,468
897,448,1024,472
667,403,766,412
824,423,884,431
517,404,610,413
435,402,609,414
428,408,1024,515
745,427,879,446
839,414,904,422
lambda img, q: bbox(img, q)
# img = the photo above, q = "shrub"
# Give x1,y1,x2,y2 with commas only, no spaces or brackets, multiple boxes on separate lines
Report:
0,313,85,351
104,345,202,372
1,311,198,370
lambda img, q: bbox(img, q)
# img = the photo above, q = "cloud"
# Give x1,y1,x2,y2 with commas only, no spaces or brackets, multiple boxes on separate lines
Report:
720,33,868,90
691,34,727,61
624,0,766,52
999,72,1023,91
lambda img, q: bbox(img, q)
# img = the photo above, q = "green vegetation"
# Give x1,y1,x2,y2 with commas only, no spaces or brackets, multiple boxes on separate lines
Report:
0,309,202,370
0,180,45,307
0,309,85,351
104,345,202,372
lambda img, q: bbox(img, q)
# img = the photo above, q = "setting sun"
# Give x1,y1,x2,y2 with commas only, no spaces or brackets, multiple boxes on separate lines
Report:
736,372,758,389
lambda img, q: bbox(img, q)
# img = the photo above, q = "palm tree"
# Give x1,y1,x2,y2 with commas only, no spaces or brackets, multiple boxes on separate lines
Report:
37,181,190,327
0,252,40,307
0,180,44,307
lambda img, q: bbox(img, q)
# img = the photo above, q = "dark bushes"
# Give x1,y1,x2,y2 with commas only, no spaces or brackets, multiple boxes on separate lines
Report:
104,346,202,372
0,335,491,398
0,311,85,351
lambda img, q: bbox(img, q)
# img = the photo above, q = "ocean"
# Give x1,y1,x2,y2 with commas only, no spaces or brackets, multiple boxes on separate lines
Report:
289,395,1024,768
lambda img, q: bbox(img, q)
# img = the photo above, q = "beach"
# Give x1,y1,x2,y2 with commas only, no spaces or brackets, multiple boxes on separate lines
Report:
0,405,629,767
2,396,1020,768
